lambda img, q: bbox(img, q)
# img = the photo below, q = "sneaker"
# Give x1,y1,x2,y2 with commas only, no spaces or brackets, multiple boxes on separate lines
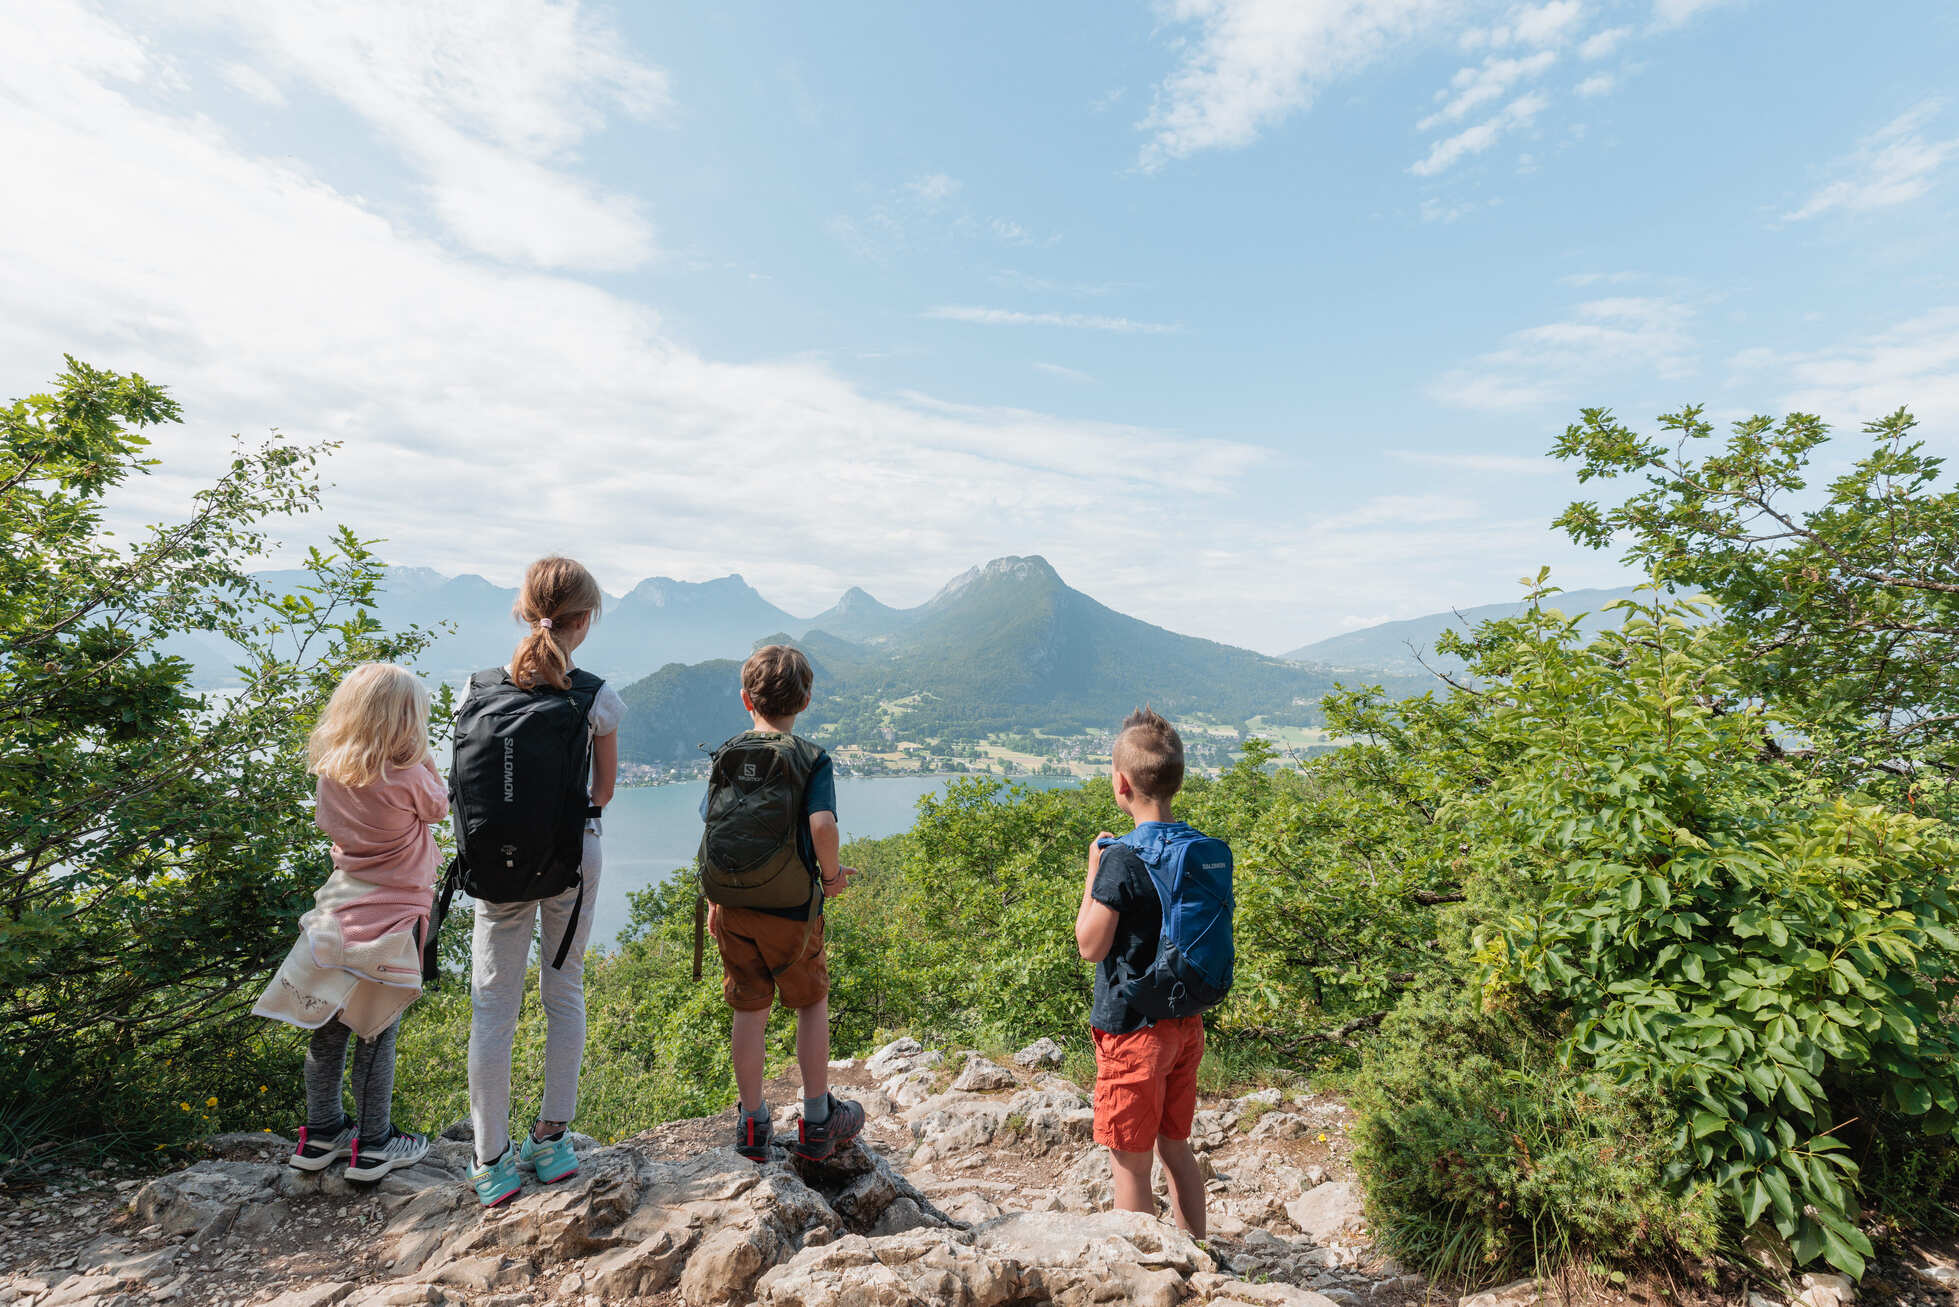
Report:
469,1144,522,1208
518,1129,580,1184
345,1128,430,1182
791,1096,865,1161
734,1109,774,1164
288,1119,355,1172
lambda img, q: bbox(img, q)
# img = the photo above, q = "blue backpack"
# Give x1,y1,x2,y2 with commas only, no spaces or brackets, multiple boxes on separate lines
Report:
1107,821,1235,1020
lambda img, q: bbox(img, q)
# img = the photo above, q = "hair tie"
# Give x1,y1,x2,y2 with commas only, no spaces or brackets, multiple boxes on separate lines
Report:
539,617,554,631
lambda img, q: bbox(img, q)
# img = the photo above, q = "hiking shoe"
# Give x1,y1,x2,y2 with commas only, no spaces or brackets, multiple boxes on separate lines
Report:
791,1096,865,1161
345,1128,430,1182
519,1129,580,1184
470,1144,521,1208
734,1110,774,1164
288,1119,355,1172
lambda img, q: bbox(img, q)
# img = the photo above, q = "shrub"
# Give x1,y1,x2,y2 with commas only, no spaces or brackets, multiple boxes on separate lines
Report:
1353,987,1718,1284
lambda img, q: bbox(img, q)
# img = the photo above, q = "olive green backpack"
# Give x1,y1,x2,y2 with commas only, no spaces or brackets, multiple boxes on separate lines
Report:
692,731,826,977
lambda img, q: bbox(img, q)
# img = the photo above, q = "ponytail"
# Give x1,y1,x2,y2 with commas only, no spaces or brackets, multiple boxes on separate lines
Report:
511,556,603,691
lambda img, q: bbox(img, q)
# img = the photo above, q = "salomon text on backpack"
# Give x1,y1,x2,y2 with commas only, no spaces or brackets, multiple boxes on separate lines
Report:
1108,822,1235,1021
431,667,602,980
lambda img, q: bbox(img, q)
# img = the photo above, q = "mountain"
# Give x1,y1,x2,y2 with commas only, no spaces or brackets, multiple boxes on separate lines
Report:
614,556,1406,763
802,587,917,644
598,574,802,674
1283,586,1645,675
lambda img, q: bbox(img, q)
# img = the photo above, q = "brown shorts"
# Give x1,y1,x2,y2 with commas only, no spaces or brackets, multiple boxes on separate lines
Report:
1091,1016,1206,1154
710,905,829,1012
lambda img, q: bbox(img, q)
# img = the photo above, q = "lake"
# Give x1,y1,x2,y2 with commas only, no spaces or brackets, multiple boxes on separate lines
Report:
587,774,1081,947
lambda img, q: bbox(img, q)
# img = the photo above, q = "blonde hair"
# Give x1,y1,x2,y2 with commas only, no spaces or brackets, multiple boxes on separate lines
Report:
308,663,432,788
511,555,604,691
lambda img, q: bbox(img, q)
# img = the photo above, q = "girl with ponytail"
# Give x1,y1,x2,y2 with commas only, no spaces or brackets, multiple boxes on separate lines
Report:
461,556,626,1206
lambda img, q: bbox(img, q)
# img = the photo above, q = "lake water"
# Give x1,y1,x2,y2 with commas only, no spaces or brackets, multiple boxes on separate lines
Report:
588,774,1080,946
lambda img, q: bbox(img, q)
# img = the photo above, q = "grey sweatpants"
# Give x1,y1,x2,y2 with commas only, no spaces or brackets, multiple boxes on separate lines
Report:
305,1018,398,1146
468,831,601,1165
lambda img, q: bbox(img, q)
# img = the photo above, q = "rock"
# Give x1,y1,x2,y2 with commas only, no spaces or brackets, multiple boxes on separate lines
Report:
129,1160,278,1237
260,1286,358,1307
41,1275,122,1307
1283,1182,1364,1241
1460,1279,1546,1307
1794,1273,1854,1307
950,1056,1015,1094
1188,1109,1234,1152
880,1070,938,1109
679,1223,781,1306
425,1252,531,1292
866,1038,943,1080
202,1132,295,1162
1211,1282,1343,1307
582,1214,697,1298
1250,1112,1313,1141
1013,1038,1066,1069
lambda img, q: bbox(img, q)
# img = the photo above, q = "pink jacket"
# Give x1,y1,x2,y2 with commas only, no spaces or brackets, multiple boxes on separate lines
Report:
312,758,448,944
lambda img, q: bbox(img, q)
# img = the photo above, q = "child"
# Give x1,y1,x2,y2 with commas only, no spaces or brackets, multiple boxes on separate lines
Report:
462,556,624,1207
700,644,865,1162
1074,707,1233,1239
253,662,444,1181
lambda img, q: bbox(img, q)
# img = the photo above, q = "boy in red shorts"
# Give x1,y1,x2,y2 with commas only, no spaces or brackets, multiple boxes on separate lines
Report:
1074,707,1226,1236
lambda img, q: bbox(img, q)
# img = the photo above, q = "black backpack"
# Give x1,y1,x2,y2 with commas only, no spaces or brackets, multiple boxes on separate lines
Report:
691,732,825,977
425,667,601,983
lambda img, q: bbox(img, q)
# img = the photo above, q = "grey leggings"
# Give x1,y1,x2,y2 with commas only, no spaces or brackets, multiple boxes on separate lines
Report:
304,1018,398,1146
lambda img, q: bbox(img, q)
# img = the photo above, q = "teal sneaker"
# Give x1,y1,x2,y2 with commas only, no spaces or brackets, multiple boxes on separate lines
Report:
469,1144,521,1208
518,1129,579,1184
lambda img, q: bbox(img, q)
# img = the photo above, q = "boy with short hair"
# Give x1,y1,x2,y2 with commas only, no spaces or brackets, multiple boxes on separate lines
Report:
703,644,865,1162
1075,707,1227,1237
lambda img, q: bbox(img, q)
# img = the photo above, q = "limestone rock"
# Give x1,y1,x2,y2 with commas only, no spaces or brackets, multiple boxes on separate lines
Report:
129,1160,278,1237
1460,1278,1546,1307
950,1056,1015,1094
1794,1272,1854,1307
866,1038,942,1080
1013,1038,1066,1069
1210,1282,1343,1307
260,1284,359,1307
1283,1181,1364,1241
1250,1112,1313,1141
679,1223,781,1306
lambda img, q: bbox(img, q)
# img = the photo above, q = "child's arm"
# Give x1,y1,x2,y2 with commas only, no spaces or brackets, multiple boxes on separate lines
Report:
809,811,857,898
406,756,448,822
590,731,617,811
1075,832,1120,961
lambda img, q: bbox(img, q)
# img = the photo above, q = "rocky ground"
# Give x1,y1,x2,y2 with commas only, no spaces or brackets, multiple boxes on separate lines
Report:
2,1038,1954,1307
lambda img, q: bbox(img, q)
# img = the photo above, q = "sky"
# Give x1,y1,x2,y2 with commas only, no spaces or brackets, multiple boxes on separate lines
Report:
2,0,1956,656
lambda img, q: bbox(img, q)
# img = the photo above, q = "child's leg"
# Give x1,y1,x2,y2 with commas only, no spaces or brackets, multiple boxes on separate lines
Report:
303,1019,354,1130
468,899,536,1165
1108,1148,1157,1215
793,998,830,1107
349,1021,400,1146
533,843,599,1139
731,1007,769,1114
1154,1136,1206,1237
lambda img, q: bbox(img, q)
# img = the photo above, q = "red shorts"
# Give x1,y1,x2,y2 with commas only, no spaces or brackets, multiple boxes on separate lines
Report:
1091,1016,1206,1154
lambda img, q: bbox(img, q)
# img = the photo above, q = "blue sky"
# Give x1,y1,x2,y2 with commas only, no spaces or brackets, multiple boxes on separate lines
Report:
3,1,1956,654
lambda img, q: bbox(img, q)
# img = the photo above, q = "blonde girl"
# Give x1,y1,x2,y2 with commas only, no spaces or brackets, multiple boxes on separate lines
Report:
463,556,625,1206
253,662,446,1181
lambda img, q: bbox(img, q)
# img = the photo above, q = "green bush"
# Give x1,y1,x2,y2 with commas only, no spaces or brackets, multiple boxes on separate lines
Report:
1353,987,1718,1283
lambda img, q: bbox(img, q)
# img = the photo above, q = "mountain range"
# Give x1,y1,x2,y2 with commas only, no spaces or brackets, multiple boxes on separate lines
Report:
1282,586,1646,676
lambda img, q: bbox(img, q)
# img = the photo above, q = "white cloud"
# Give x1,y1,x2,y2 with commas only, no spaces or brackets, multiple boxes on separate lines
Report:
1575,72,1615,97
1139,0,1459,169
925,306,1183,334
1459,1,1585,51
1732,307,1959,431
1783,100,1956,222
1578,25,1630,58
1388,449,1559,474
904,172,963,208
1033,362,1097,382
219,61,285,107
1420,194,1499,222
1651,0,1734,29
143,0,668,271
1417,50,1556,130
0,1,1268,639
1430,294,1698,410
1410,91,1547,175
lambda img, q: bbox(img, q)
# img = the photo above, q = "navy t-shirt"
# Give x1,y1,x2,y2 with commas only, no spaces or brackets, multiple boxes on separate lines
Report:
1090,843,1163,1035
699,736,836,921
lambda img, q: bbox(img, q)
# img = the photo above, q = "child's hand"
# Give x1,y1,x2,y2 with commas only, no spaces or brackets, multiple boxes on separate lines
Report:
822,865,859,898
1087,832,1117,876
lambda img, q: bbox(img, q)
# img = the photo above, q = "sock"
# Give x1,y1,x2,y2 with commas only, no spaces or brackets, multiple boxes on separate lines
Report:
533,1120,567,1142
803,1094,831,1126
742,1100,769,1123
